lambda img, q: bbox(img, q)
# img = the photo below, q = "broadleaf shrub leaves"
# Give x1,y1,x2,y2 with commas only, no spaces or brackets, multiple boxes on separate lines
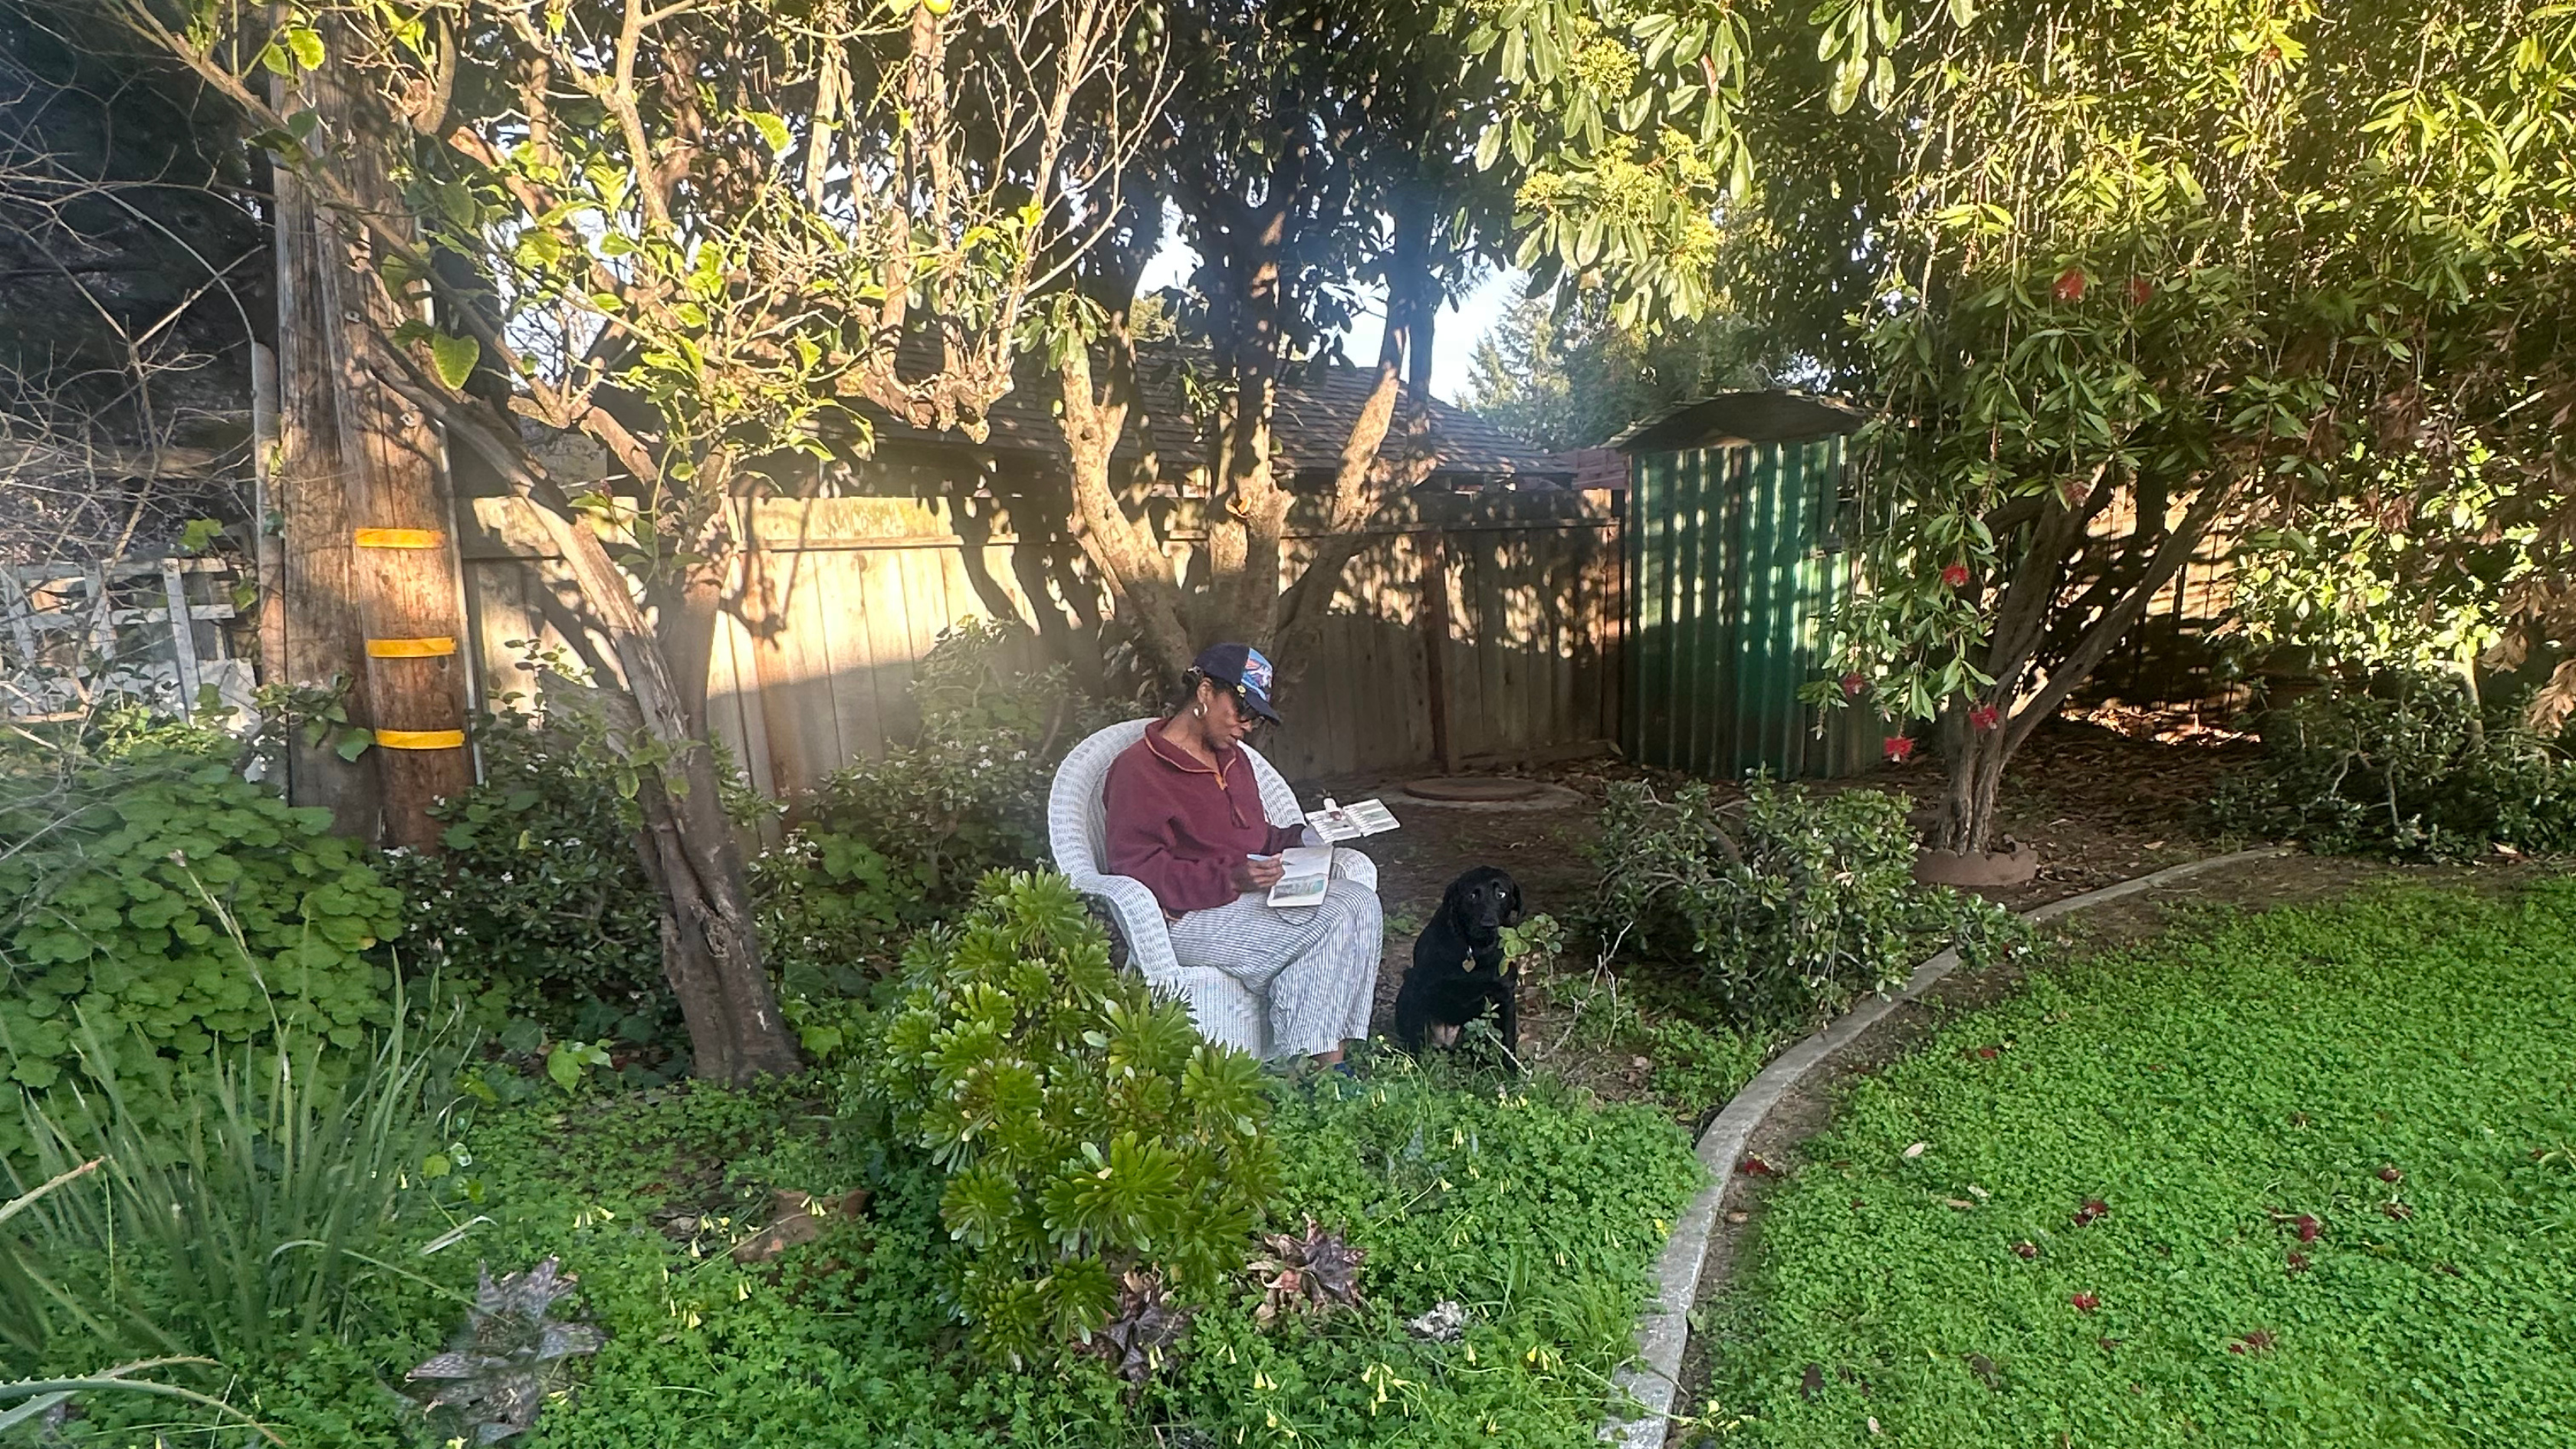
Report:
863,871,1276,1366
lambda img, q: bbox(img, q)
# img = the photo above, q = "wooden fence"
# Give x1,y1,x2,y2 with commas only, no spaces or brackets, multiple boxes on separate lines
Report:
1,556,252,722
456,487,1624,797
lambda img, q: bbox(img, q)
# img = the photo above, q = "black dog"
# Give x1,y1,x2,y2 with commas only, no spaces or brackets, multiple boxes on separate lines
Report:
1393,867,1526,1058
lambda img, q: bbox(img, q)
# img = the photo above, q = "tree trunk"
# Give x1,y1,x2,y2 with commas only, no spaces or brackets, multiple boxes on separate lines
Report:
1930,475,2238,856
1930,708,2013,855
399,381,803,1083
1267,192,1435,673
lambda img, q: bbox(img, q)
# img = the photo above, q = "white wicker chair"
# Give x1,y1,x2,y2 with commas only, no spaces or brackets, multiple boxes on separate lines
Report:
1048,718,1378,1057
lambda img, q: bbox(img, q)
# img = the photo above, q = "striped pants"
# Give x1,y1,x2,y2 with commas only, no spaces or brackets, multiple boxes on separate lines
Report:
1167,880,1383,1060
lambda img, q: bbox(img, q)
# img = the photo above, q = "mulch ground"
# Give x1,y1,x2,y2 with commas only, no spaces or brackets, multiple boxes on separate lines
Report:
1304,708,2268,1047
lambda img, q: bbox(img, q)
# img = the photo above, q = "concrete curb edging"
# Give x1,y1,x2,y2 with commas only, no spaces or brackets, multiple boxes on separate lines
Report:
1600,847,2295,1447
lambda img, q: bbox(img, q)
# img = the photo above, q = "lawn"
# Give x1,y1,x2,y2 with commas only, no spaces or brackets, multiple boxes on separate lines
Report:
1702,879,2576,1446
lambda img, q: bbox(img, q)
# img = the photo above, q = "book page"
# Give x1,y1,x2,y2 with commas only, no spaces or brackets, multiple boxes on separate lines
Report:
1305,798,1399,841
1265,846,1335,907
1344,799,1399,834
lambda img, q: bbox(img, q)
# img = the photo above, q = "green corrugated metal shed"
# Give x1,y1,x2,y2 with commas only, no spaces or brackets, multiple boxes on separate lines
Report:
1614,392,1882,779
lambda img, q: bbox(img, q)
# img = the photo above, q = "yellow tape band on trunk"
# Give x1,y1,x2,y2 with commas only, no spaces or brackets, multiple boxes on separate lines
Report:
353,527,446,549
366,636,458,659
374,728,466,750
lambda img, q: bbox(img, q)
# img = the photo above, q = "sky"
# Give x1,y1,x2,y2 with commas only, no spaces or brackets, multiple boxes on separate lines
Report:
1135,242,1526,405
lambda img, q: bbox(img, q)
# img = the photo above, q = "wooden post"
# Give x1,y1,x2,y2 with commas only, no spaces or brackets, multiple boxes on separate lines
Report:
1420,527,1455,775
271,49,472,849
268,75,376,836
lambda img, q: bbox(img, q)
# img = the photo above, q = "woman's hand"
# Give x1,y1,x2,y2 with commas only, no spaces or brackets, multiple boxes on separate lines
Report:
1232,854,1286,892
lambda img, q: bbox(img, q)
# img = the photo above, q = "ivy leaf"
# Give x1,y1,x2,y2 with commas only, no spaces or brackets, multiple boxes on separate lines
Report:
1828,54,1868,115
429,331,481,389
283,25,326,70
337,728,376,762
545,1043,584,1092
745,110,792,155
1948,0,1977,24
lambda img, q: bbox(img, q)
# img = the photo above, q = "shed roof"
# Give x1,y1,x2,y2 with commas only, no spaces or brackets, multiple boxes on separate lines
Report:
1608,391,1869,453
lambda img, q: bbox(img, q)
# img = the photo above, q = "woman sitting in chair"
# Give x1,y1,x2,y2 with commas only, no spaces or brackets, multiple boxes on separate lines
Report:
1101,642,1383,1067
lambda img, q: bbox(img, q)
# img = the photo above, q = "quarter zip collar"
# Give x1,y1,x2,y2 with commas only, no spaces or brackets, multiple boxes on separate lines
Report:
1143,724,1254,826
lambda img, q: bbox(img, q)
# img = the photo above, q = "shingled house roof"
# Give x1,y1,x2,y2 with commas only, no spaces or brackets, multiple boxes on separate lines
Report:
859,343,1571,490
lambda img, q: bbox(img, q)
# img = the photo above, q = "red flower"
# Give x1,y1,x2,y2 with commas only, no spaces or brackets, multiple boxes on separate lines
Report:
2285,1250,2310,1274
1882,736,1916,763
2012,1240,2039,1260
2294,1214,2321,1244
1970,704,2000,733
2070,1293,2099,1313
2052,267,2088,304
2126,277,2154,307
2072,1198,2109,1227
1941,563,1971,588
2233,1330,2276,1355
2377,1165,2404,1183
1841,671,1868,699
1738,1155,1780,1178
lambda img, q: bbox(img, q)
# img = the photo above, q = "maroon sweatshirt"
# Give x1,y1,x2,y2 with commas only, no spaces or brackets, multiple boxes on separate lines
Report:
1102,727,1303,915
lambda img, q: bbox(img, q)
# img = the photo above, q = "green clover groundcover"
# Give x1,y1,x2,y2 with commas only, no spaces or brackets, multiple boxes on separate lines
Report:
1707,879,2576,1447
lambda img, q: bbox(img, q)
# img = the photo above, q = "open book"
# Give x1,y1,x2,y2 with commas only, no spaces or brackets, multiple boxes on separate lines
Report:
1303,797,1400,843
1264,846,1336,907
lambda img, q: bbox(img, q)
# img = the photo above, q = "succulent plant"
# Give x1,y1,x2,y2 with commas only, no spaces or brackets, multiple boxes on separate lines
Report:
407,1259,606,1444
1247,1218,1364,1326
1079,1268,1188,1384
1405,1299,1468,1342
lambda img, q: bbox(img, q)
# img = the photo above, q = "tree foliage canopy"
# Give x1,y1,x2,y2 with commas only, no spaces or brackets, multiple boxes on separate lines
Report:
1731,0,2576,847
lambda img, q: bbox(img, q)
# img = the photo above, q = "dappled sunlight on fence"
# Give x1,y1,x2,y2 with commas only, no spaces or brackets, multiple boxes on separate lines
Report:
458,488,1625,795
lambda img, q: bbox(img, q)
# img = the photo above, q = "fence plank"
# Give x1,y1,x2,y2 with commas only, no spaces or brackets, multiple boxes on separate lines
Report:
458,498,1626,795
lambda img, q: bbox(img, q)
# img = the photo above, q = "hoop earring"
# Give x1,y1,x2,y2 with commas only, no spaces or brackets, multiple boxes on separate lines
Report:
1193,703,1207,718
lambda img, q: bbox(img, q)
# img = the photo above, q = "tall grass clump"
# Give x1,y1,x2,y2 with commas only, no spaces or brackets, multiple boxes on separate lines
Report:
0,1013,460,1375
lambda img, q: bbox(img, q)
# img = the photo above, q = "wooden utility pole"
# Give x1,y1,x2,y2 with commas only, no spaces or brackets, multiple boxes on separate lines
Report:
267,82,377,839
269,48,472,849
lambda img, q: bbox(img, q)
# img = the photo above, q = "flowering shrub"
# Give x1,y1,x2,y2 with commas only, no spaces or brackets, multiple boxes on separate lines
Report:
1577,778,2026,1030
378,707,676,1055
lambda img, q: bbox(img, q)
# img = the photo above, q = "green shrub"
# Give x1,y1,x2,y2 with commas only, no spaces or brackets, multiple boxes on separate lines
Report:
2213,678,2576,859
0,1017,457,1373
377,707,674,1051
758,620,1114,996
0,743,402,1109
1579,777,2026,1030
867,871,1276,1363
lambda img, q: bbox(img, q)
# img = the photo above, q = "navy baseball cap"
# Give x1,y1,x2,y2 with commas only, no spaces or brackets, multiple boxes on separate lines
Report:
1193,642,1282,724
